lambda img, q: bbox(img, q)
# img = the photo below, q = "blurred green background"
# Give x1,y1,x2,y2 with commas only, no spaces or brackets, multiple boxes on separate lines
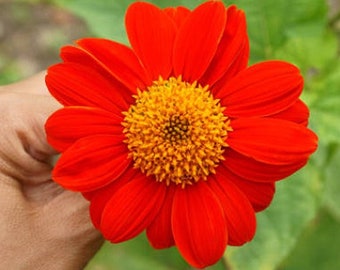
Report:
1,0,340,269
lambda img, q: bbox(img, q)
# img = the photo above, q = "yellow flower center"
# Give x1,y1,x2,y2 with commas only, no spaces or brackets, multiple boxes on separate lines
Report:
122,76,231,188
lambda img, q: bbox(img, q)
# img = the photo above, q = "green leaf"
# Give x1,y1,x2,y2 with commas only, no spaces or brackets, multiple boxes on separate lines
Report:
279,209,340,270
85,233,226,270
229,0,328,61
273,32,338,78
85,234,186,270
225,162,322,270
323,146,340,222
143,0,204,9
308,64,340,144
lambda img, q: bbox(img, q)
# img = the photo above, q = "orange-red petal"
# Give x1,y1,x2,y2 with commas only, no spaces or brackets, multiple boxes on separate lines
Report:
228,118,318,165
101,175,166,243
211,37,249,92
164,6,191,29
172,182,227,268
270,99,309,126
45,106,124,152
232,177,275,212
76,38,151,92
216,164,275,212
89,167,137,229
219,61,303,117
126,2,176,80
46,63,128,111
53,135,130,192
201,5,248,86
60,46,134,105
209,171,256,246
173,1,226,82
223,149,307,182
146,185,176,249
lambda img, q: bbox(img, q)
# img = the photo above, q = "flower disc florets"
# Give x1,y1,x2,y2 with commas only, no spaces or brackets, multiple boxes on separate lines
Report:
122,76,231,187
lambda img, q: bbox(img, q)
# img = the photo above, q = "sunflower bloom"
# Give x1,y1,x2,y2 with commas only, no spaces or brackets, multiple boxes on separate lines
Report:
45,1,318,268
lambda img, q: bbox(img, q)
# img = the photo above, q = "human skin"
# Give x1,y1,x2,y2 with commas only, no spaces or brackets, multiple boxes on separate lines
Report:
0,72,103,269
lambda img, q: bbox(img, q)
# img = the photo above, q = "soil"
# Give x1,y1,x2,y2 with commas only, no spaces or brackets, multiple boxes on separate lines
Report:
0,0,89,83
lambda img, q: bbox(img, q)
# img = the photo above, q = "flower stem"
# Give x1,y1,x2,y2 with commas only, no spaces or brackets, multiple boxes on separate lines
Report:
222,256,233,270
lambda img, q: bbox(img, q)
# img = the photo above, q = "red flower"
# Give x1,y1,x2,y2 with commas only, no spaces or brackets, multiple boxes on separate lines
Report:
45,1,318,268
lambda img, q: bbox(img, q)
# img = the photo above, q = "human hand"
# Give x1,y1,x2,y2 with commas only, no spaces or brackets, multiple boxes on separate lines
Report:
0,72,103,270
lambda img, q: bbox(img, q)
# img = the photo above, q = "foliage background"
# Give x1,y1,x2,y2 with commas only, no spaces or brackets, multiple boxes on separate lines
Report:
1,0,340,269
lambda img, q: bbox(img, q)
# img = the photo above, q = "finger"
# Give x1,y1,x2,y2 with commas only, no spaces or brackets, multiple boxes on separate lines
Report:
1,71,50,95
22,179,63,205
19,94,61,184
23,94,61,158
0,92,61,185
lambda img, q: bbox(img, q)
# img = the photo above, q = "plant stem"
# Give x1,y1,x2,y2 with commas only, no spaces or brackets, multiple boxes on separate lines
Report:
222,256,233,270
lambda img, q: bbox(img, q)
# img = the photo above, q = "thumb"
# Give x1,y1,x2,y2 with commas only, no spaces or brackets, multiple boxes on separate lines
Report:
24,94,62,160
3,71,50,95
0,91,61,186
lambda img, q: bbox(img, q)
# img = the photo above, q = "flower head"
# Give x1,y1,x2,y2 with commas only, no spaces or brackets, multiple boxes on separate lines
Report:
45,1,318,268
